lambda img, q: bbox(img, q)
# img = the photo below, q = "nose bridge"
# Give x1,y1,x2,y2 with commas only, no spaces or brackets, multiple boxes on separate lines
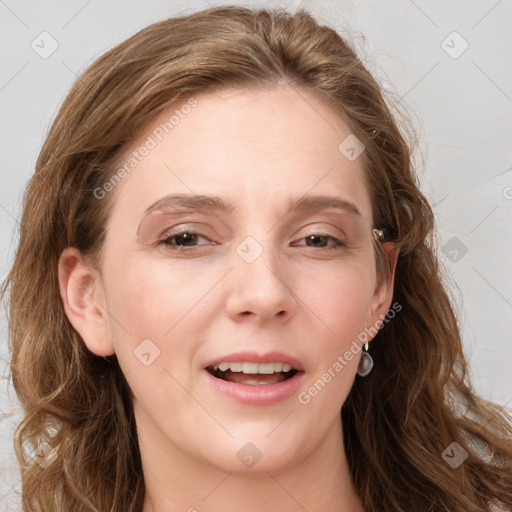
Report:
226,232,296,321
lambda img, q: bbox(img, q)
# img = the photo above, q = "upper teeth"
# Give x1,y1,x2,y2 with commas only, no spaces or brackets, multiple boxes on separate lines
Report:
215,362,292,374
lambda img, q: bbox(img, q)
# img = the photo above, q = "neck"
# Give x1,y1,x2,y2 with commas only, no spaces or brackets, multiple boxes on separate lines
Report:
138,408,364,512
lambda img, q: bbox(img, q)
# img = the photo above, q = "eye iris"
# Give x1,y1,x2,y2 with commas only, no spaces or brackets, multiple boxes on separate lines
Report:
306,235,329,247
174,233,197,246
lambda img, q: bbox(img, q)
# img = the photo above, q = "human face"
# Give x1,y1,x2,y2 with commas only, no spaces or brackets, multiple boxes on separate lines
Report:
85,85,393,475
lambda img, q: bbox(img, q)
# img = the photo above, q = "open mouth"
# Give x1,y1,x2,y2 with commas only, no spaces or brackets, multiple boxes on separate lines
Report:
206,362,298,386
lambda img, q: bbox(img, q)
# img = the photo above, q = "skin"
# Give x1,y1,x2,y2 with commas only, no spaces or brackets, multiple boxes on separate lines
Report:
59,84,397,512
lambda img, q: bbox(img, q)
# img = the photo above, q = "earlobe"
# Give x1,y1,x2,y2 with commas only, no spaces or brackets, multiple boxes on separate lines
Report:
58,247,115,357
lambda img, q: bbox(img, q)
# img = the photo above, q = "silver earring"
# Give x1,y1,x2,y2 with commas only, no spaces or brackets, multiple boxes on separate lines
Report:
357,343,374,377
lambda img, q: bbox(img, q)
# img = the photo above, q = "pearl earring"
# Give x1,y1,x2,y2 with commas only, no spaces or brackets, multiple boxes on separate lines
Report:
357,342,374,377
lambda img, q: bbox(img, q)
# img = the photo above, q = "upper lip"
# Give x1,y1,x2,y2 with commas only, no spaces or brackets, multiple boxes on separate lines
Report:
204,351,305,372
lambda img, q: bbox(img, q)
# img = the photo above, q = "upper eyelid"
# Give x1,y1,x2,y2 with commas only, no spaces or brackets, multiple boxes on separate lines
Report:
158,226,214,244
159,222,347,237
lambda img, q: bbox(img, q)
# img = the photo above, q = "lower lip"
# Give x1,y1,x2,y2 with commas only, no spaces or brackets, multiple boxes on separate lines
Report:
204,370,304,406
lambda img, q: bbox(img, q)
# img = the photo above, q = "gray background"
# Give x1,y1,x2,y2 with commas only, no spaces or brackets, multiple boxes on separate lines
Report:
1,0,511,508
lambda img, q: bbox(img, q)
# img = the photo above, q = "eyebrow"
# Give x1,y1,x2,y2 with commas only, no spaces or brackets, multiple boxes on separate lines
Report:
138,192,362,230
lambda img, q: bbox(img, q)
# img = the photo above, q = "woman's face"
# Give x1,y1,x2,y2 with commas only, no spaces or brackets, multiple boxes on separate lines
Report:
61,85,395,476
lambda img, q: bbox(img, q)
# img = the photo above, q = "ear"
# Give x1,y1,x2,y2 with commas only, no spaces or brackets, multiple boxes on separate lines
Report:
368,241,399,327
58,247,115,357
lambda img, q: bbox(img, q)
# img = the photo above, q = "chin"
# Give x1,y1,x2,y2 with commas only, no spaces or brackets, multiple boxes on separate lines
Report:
190,427,309,477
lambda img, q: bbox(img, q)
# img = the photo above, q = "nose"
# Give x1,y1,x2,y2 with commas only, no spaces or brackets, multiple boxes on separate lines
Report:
225,241,297,324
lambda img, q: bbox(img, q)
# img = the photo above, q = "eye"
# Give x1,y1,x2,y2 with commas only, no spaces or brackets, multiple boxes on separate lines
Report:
158,229,215,249
293,233,346,249
157,228,346,251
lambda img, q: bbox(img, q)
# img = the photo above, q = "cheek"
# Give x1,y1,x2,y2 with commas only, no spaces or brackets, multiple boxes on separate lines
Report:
294,258,376,405
299,258,376,339
101,253,208,369
101,255,213,418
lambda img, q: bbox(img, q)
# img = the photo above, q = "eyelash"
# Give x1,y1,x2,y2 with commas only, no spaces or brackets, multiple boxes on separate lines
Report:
158,229,347,251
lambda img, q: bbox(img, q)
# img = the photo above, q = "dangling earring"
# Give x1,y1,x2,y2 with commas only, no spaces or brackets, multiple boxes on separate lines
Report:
357,341,374,377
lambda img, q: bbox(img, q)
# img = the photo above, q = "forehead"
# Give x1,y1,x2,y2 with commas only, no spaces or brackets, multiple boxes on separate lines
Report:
106,85,373,228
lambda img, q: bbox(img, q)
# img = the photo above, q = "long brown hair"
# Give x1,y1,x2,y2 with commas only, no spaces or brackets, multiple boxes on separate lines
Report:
2,6,511,511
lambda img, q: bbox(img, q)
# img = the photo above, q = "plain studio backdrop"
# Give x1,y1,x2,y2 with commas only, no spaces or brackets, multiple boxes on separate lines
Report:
0,0,511,508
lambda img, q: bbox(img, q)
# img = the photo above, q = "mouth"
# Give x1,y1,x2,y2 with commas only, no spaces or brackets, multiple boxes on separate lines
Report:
206,362,298,385
203,351,305,405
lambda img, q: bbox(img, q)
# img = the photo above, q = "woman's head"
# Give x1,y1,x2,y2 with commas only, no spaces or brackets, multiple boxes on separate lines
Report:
4,6,511,512
58,82,398,476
